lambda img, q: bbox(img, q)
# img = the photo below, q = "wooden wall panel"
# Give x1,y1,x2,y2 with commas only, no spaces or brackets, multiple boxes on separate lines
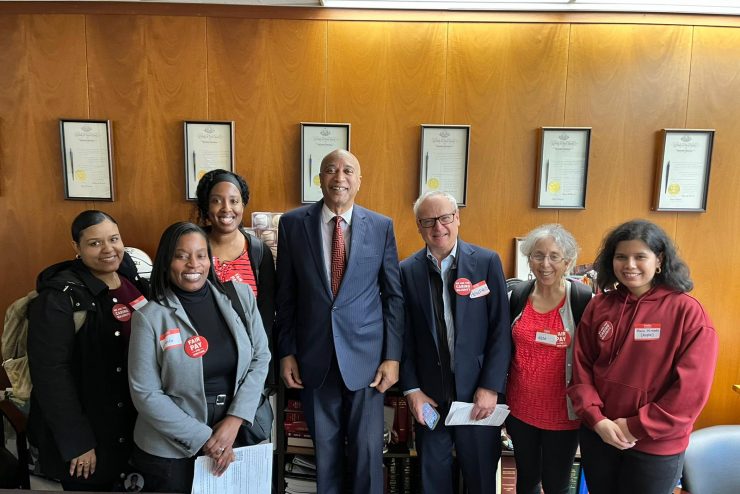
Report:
206,18,327,215
326,21,447,258
0,7,737,428
0,14,91,309
86,15,208,255
676,26,740,427
445,23,570,274
561,24,693,263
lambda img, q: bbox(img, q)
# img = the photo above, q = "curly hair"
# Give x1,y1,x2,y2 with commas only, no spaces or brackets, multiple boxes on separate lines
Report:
595,219,693,293
519,223,579,274
194,169,250,225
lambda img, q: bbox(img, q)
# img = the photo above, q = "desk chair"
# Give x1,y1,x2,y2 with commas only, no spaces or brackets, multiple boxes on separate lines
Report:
681,425,740,494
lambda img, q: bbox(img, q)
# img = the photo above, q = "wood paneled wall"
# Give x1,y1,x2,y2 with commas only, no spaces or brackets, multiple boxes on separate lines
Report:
0,5,738,428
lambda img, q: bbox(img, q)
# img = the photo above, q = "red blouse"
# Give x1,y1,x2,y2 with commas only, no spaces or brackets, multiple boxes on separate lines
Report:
213,248,259,298
507,297,579,430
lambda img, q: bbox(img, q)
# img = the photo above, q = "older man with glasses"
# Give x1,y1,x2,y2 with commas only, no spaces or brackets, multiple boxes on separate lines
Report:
398,190,512,494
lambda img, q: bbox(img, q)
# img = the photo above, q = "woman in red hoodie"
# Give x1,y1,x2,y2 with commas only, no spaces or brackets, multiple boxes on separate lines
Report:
567,220,718,494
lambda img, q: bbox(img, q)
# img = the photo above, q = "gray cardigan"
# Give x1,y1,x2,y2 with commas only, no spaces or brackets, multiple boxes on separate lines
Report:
128,281,270,458
509,280,582,420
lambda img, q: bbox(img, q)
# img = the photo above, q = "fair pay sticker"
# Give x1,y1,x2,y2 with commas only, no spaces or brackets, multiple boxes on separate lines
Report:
634,323,661,341
184,335,209,358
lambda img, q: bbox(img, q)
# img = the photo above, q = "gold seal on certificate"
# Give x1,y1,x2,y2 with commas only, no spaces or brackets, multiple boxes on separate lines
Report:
419,125,470,206
300,123,351,203
60,119,115,201
536,128,591,209
183,121,235,201
654,129,714,212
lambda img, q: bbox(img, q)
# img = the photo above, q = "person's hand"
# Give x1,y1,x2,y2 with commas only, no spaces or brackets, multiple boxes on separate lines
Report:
281,355,304,389
614,417,638,443
210,446,235,476
69,448,96,479
204,415,242,475
594,418,636,450
405,390,438,426
470,387,498,421
369,360,399,393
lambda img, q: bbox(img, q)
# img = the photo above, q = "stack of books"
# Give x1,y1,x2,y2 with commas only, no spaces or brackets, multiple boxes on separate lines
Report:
284,399,314,448
285,455,317,494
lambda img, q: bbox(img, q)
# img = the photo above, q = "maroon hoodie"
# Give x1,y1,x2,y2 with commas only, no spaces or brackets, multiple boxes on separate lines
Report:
567,284,718,455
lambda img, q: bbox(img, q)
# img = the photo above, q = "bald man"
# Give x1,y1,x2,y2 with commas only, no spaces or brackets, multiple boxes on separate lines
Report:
275,150,404,494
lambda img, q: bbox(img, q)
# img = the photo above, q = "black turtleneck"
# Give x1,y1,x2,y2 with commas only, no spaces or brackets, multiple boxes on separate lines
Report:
173,283,237,397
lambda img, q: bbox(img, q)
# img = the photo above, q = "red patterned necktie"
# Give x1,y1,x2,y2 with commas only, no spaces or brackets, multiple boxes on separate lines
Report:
331,216,346,297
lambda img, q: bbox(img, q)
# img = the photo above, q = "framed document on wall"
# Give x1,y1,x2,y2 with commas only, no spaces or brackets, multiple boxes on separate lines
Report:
536,127,591,209
514,237,530,281
184,121,235,201
300,122,351,203
60,119,115,201
419,125,470,206
653,129,714,212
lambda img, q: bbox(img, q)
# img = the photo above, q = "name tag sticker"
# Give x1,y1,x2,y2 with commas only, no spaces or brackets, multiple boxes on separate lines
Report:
159,329,182,351
535,331,558,346
469,281,490,299
634,323,661,341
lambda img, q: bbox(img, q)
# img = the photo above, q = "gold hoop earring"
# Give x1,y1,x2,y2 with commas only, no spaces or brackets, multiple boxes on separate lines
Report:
75,254,81,260
656,266,662,274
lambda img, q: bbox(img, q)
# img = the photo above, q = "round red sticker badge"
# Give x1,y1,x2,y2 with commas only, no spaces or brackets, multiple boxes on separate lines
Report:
598,321,614,341
184,335,209,358
454,278,472,296
556,330,572,348
111,304,132,322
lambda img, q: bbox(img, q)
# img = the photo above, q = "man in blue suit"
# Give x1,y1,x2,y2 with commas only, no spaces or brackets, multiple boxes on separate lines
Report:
276,149,404,494
400,191,511,494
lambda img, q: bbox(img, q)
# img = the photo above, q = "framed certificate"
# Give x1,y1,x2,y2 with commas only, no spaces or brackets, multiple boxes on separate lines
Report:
300,122,351,203
184,121,235,201
60,119,115,201
419,125,470,206
653,129,714,212
536,127,591,209
514,237,530,280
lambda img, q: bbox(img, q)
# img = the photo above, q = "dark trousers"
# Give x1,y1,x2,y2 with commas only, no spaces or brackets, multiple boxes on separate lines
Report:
505,414,579,494
415,406,502,494
301,355,384,494
579,426,684,494
130,398,242,493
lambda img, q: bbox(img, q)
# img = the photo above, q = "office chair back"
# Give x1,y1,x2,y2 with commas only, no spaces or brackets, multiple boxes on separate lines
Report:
682,424,740,494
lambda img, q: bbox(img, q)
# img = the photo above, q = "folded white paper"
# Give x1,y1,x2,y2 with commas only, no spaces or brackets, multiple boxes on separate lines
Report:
444,401,510,427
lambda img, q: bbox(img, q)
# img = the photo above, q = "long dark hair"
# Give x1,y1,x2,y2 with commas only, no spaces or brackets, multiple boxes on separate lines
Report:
194,169,250,226
595,219,693,293
149,222,222,301
71,210,117,243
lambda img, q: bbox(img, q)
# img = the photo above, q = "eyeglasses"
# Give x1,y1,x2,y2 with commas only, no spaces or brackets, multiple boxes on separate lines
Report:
529,253,565,264
418,212,456,229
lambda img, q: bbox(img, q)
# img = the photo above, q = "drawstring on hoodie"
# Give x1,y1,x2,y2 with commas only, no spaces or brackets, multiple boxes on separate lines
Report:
608,287,653,364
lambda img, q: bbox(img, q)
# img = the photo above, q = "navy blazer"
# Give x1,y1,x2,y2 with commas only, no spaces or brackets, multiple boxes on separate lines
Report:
399,240,512,404
275,201,404,391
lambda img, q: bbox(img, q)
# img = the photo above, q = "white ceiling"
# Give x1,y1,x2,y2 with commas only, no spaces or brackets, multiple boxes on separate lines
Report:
4,0,739,16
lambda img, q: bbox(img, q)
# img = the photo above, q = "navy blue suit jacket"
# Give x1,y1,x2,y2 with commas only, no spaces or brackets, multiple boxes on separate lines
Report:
399,239,511,404
275,201,404,391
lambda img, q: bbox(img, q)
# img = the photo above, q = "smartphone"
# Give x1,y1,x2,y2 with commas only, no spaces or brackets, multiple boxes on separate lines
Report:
422,402,440,430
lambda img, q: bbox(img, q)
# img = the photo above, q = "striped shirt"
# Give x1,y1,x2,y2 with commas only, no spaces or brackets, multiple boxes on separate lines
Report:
213,248,259,298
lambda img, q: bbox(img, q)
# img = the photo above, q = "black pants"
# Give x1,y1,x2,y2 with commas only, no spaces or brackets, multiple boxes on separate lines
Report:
579,426,684,494
505,415,579,494
130,398,242,493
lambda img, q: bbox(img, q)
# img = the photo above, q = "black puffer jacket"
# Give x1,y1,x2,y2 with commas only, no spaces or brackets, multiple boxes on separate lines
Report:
27,254,149,485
